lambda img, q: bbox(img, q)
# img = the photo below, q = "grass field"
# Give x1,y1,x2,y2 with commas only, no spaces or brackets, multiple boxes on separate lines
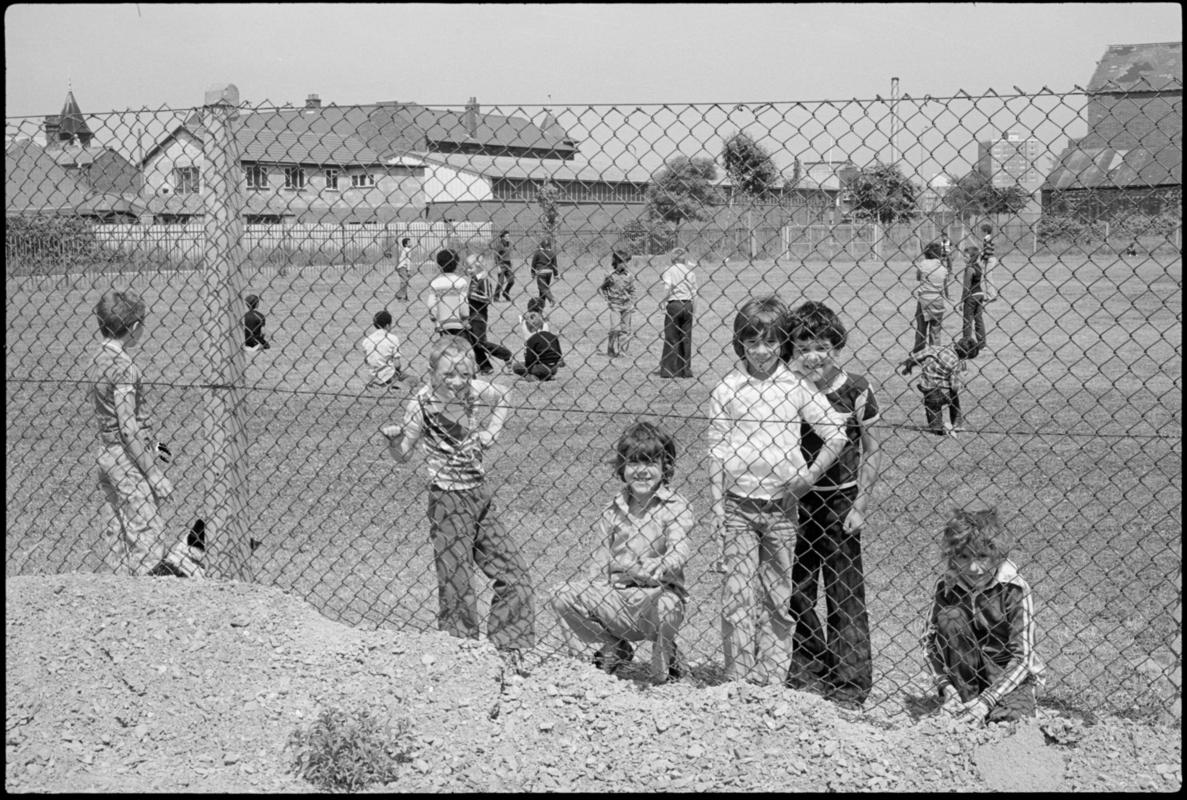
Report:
5,248,1182,720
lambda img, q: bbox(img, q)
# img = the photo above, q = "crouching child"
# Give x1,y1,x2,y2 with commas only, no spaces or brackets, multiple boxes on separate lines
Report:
551,422,692,683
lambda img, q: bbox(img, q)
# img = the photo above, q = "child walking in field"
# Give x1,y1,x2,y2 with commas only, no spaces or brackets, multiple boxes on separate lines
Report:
708,296,848,685
960,244,996,357
92,289,204,577
898,336,979,436
243,293,270,351
598,249,636,358
783,301,883,710
551,421,693,683
924,507,1046,723
910,242,950,353
380,335,535,676
359,309,403,389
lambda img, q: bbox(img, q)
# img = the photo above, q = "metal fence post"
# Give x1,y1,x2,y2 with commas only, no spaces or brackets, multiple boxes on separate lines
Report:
200,84,253,581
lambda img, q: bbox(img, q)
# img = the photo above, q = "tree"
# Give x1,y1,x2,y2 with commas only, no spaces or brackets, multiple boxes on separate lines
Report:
536,179,560,243
644,156,719,225
846,163,919,224
945,171,1031,220
721,132,781,203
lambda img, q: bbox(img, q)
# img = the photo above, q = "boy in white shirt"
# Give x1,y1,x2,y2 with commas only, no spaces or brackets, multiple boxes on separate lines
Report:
707,296,848,685
359,310,403,389
426,248,470,337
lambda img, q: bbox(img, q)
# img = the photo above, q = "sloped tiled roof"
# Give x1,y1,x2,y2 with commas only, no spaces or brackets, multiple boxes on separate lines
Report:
143,118,393,168
420,106,577,152
57,90,94,140
6,139,144,216
1041,144,1182,190
1088,42,1183,92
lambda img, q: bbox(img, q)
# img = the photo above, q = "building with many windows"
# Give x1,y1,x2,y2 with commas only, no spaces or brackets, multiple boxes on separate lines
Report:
977,129,1046,219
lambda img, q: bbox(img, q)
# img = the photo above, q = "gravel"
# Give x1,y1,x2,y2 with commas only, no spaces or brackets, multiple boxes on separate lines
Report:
6,574,1182,792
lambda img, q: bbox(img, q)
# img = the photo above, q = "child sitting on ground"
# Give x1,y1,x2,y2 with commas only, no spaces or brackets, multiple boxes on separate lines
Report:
511,311,565,382
551,421,692,683
897,336,979,436
358,309,403,389
923,507,1046,724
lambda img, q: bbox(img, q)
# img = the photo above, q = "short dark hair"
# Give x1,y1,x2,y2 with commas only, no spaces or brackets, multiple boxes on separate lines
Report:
436,248,459,272
964,245,981,260
731,296,789,359
922,241,944,260
614,421,677,486
611,249,631,268
785,300,848,353
526,296,546,315
981,223,994,234
942,507,1007,563
245,294,260,309
954,336,979,360
401,237,411,246
373,310,393,328
95,290,146,338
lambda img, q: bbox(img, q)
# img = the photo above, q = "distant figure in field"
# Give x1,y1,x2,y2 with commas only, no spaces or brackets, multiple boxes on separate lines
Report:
492,230,515,301
659,248,698,378
911,242,950,353
598,249,636,358
959,245,995,357
530,238,559,306
924,507,1046,724
359,310,403,390
243,293,270,351
898,336,979,436
939,230,954,272
465,252,513,375
427,248,470,337
395,237,413,302
511,311,565,382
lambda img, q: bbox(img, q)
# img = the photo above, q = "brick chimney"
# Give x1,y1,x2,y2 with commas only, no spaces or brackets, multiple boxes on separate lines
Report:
305,93,321,109
464,97,479,138
44,115,61,149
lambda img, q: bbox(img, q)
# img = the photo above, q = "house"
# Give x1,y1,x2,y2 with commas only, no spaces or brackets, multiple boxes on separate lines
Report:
1042,42,1182,220
6,138,144,222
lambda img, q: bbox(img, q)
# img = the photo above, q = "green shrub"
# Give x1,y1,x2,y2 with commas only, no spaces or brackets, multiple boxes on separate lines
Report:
288,704,415,792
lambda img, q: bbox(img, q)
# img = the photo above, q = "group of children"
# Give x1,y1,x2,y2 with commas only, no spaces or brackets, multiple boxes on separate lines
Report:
92,222,1042,724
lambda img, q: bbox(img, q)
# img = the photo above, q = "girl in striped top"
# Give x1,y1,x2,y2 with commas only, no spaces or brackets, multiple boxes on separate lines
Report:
923,507,1046,724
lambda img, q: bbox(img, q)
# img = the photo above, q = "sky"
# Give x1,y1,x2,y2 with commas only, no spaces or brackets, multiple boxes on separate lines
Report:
5,2,1182,115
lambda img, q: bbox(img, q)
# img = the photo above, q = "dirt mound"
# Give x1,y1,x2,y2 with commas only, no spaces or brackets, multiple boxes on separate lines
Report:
6,574,1182,792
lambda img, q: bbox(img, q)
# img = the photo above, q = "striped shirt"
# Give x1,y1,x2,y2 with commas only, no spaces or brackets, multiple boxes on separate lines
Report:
91,341,152,446
923,559,1046,708
594,486,694,601
599,269,636,309
981,233,995,265
400,380,511,490
798,369,880,491
915,343,966,392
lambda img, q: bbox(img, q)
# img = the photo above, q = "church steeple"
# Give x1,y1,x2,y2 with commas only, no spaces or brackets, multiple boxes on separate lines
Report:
45,89,93,149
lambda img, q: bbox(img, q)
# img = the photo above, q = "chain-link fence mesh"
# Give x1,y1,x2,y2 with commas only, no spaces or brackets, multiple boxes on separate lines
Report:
6,84,1182,720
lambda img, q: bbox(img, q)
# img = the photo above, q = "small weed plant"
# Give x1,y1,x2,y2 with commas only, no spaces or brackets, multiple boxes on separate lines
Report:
288,704,415,792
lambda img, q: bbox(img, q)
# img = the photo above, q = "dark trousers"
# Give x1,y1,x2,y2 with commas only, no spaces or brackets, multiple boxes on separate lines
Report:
912,302,943,353
659,300,694,378
426,485,535,650
496,266,515,300
962,296,986,354
467,302,512,372
788,485,872,704
932,602,1037,722
923,387,962,433
512,361,559,381
534,271,555,305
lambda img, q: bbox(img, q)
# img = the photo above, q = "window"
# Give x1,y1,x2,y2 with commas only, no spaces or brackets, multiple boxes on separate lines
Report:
324,169,339,191
173,166,200,195
245,165,268,190
351,172,376,188
284,167,306,190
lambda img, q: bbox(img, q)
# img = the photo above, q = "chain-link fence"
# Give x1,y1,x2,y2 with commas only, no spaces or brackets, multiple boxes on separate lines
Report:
5,83,1182,721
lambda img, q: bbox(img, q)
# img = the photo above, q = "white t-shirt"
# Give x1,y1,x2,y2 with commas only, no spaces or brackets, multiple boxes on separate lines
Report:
662,262,697,302
359,328,401,383
426,273,470,332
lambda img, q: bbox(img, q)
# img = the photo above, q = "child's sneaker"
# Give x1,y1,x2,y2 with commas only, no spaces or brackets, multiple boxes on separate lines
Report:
497,647,530,678
592,639,634,675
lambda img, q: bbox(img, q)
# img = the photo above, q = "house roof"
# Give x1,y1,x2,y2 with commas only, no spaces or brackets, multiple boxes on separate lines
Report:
418,106,578,152
5,139,144,217
417,151,651,184
56,90,94,140
142,118,394,168
1041,144,1182,191
1088,42,1183,92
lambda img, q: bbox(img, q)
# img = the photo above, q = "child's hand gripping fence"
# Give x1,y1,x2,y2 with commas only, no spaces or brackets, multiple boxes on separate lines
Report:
5,77,1182,720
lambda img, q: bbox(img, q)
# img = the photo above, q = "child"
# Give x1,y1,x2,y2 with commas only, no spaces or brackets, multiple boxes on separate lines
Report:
492,229,515,301
598,249,636,358
980,222,996,270
939,230,954,272
426,248,470,337
897,336,979,436
911,242,950,353
395,237,413,302
359,310,403,389
530,238,559,306
707,296,848,685
551,421,693,683
960,245,993,357
243,293,270,350
465,252,512,374
783,301,883,710
379,335,535,676
92,289,203,577
511,311,565,381
924,507,1046,724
